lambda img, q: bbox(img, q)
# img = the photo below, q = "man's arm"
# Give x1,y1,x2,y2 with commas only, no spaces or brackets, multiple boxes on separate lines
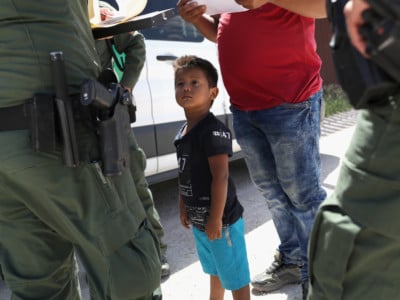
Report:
114,31,146,90
344,0,371,56
235,0,327,18
177,0,219,43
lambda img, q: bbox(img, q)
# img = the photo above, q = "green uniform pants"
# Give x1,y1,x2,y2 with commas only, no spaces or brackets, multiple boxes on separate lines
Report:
129,132,167,256
308,96,400,299
128,132,164,300
0,123,161,299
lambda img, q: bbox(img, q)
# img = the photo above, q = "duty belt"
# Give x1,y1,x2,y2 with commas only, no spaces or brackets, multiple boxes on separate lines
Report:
0,96,89,132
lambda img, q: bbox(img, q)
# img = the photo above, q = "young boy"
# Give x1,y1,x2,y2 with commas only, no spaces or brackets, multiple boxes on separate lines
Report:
173,55,250,300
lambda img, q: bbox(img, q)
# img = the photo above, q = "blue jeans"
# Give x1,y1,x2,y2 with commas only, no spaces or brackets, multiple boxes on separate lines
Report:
230,90,326,281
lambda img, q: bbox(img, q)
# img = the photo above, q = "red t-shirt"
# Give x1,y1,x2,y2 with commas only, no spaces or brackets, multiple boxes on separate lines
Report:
217,4,323,111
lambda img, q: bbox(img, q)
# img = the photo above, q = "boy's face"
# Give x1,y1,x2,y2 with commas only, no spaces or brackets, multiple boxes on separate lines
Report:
175,67,218,112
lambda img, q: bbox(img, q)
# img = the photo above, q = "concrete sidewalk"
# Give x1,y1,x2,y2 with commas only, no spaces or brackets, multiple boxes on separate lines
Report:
159,112,358,300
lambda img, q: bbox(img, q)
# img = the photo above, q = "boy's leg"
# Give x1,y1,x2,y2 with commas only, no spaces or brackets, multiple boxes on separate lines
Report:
232,285,250,300
210,275,225,300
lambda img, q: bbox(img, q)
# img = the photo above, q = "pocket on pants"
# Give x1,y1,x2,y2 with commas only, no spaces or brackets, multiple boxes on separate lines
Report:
109,220,161,299
309,205,362,299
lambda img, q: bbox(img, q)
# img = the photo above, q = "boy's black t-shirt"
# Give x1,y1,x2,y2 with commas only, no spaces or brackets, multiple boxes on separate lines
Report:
174,113,244,231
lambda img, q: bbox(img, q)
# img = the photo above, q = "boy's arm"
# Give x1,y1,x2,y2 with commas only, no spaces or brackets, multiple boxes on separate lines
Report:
179,194,190,229
177,0,219,43
206,153,229,241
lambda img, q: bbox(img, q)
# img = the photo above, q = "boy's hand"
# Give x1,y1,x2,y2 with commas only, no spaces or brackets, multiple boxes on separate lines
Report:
179,196,191,228
180,213,190,229
205,217,222,241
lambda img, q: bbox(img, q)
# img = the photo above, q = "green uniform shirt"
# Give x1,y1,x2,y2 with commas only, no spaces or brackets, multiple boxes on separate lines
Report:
0,0,101,107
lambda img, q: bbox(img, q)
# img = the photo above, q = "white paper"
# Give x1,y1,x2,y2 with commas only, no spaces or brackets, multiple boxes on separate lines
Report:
90,0,147,28
196,0,247,15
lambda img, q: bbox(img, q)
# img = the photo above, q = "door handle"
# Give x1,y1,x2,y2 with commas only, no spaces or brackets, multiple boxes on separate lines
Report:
156,55,178,61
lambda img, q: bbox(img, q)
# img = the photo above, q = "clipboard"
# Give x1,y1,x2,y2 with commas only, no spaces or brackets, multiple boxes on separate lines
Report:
92,8,175,39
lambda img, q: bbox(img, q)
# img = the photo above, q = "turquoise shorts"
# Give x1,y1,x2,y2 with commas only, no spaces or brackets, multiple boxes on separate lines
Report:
192,218,250,291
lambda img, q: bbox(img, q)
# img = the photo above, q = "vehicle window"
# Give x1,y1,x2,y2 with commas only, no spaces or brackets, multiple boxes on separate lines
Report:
141,1,203,42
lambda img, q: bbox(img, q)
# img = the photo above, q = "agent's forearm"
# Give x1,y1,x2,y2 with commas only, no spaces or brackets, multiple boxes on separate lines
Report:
191,15,219,43
269,0,327,18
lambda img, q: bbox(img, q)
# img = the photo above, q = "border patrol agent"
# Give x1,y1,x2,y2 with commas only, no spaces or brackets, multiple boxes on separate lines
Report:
308,0,400,299
0,1,161,299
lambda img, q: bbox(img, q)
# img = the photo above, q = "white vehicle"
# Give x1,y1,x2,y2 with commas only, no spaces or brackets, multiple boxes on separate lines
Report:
133,1,241,184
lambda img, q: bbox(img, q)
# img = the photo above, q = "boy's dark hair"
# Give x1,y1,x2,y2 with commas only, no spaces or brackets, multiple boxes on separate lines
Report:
173,55,218,88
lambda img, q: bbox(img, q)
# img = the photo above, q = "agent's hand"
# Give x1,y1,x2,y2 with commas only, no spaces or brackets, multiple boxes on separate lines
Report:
205,218,222,241
100,7,116,21
177,0,207,24
344,0,371,57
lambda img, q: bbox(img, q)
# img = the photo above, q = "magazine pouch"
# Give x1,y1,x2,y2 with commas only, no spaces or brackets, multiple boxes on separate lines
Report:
26,93,57,153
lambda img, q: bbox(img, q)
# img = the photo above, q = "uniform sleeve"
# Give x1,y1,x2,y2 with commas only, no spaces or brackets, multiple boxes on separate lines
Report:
114,31,146,89
95,39,113,70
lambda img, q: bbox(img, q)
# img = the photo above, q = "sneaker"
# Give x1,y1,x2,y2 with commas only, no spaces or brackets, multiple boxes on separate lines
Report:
161,255,170,278
302,281,309,300
251,252,301,293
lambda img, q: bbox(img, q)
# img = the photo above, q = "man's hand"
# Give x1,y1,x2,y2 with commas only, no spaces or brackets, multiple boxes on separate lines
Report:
177,0,207,24
344,0,371,56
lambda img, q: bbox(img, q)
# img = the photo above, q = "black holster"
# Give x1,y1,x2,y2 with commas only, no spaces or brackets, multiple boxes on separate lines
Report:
80,77,132,176
98,101,131,176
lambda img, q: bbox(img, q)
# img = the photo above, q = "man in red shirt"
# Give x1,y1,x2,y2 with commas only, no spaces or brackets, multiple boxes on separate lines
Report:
178,1,327,299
